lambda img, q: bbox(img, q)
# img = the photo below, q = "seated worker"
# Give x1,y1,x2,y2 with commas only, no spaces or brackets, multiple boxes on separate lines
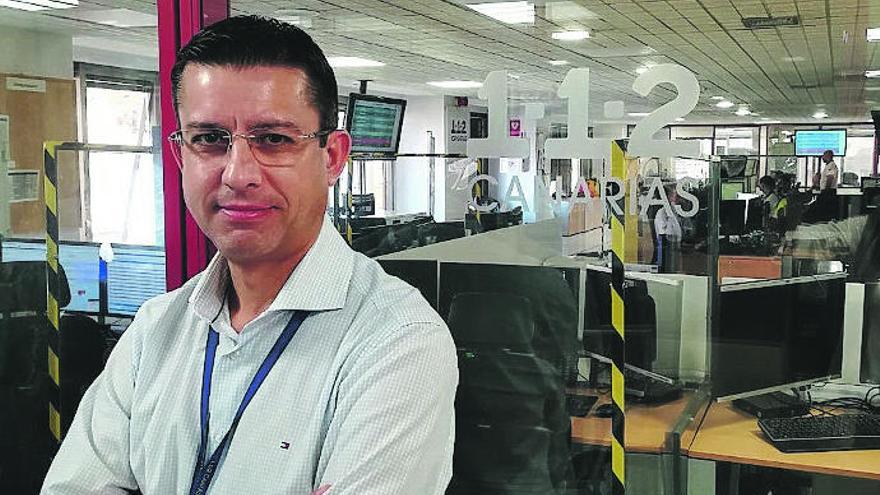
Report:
758,175,786,220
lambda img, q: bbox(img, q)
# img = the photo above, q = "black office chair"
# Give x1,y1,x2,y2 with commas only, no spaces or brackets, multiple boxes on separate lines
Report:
445,292,572,495
0,261,106,493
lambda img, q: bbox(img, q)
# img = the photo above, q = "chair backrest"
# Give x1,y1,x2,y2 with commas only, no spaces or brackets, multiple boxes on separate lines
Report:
0,261,71,312
447,292,535,352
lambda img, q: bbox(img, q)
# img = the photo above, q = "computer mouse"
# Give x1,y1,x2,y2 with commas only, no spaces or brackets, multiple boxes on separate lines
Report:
594,403,615,418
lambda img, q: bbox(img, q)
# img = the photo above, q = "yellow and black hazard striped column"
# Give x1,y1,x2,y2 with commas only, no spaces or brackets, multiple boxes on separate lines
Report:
609,139,627,495
43,141,63,450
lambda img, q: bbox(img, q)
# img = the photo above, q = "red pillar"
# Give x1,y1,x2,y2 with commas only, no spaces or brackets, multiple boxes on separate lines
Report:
157,0,229,290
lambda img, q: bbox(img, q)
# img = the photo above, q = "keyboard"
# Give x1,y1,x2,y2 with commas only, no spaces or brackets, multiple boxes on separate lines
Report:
566,394,599,417
758,414,880,453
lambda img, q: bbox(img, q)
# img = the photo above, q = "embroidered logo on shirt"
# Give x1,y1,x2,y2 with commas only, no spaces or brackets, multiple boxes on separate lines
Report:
280,441,291,450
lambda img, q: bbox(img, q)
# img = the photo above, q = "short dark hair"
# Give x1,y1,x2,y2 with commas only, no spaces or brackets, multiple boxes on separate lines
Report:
758,175,775,189
171,15,338,140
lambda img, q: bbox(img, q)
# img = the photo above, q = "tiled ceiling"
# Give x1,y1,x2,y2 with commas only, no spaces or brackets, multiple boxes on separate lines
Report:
2,0,880,124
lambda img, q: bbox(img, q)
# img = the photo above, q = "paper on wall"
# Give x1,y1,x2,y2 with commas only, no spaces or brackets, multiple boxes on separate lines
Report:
8,170,40,203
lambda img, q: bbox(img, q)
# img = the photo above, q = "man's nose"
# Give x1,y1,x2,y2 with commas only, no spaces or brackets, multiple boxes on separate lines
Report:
222,137,263,190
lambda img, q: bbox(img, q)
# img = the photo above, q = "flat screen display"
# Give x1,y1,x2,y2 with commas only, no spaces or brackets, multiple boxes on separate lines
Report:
345,93,406,157
795,130,847,156
712,274,846,399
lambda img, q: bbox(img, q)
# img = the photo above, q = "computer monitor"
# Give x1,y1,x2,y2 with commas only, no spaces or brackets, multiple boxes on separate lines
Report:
795,129,847,156
721,156,748,179
377,259,438,310
345,93,406,158
745,197,764,232
720,199,747,235
106,245,165,316
712,273,846,400
582,269,657,370
722,181,745,200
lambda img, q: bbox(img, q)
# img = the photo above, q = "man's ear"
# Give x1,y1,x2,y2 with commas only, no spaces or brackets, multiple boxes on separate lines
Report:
324,130,352,186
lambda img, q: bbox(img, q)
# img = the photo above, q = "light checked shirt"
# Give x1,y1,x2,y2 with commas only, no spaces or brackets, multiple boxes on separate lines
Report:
41,217,458,495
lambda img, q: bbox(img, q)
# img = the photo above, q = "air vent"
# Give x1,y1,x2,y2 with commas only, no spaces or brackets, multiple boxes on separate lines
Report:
742,16,799,29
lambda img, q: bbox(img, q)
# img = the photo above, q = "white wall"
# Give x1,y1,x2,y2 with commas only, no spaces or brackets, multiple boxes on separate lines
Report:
0,26,73,79
395,95,446,218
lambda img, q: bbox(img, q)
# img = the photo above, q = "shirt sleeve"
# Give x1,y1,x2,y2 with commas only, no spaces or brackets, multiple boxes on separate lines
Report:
784,215,867,260
40,314,143,494
315,321,458,495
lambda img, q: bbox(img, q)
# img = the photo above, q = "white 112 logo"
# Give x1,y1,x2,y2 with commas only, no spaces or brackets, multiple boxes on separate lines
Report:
467,64,701,160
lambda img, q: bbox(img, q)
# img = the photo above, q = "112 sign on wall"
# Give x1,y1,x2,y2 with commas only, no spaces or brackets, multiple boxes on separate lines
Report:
467,64,701,161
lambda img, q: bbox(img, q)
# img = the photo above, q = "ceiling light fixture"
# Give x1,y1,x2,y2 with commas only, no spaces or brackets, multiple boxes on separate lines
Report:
715,100,735,109
867,70,880,78
548,60,569,66
467,1,535,24
427,80,483,89
628,112,651,117
782,56,806,62
552,30,590,41
710,96,726,100
813,110,828,119
327,57,385,68
735,106,751,116
675,117,685,122
868,28,880,42
0,0,77,9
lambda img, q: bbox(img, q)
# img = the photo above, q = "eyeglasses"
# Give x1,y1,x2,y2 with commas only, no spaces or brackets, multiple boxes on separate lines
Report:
168,127,333,168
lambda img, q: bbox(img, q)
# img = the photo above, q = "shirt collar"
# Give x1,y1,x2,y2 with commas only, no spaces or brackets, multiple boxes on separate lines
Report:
189,217,354,323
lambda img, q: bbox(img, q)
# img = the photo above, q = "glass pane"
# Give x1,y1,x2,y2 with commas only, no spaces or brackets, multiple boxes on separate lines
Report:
85,86,152,146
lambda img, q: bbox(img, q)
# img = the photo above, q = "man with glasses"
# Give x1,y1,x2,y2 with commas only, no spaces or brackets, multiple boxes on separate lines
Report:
42,16,457,495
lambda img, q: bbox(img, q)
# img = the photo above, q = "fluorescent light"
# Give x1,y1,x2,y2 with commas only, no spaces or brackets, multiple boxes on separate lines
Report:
710,96,726,100
327,57,385,68
467,1,534,24
715,100,735,109
548,60,569,66
735,106,751,116
675,117,685,122
628,112,651,117
813,110,828,119
552,30,590,41
867,70,880,78
868,28,880,42
865,87,880,91
427,80,483,89
0,0,46,10
782,56,806,62
0,0,77,8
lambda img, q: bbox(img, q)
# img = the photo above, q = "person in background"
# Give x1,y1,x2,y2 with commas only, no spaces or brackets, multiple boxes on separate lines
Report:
817,149,839,191
758,175,785,221
41,16,457,495
654,183,682,273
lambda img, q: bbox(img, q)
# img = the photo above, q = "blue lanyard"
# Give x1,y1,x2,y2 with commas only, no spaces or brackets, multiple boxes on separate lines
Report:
189,311,309,495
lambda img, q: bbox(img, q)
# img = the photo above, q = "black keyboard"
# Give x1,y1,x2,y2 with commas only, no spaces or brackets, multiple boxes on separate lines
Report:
758,414,880,453
566,394,599,417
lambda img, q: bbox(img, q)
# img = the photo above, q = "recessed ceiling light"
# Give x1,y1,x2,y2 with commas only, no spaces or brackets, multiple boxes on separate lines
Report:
675,117,685,122
552,30,590,41
813,110,828,119
427,80,483,89
715,100,735,109
868,28,880,42
865,87,880,91
548,60,569,66
711,96,726,100
782,56,806,62
735,106,751,116
628,112,651,117
0,0,77,9
467,1,535,24
867,70,880,78
327,57,385,68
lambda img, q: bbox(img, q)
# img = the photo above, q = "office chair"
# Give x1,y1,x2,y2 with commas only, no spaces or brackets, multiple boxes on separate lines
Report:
445,292,572,495
0,261,71,494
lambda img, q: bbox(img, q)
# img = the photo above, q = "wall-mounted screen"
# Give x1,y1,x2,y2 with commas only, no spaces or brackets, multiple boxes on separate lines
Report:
795,130,847,156
345,93,406,158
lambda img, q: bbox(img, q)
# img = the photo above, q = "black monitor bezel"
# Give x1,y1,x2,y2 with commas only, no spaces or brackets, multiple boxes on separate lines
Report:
344,93,407,159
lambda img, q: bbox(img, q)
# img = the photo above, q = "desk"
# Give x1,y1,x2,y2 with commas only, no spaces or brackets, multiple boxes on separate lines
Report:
687,402,880,480
570,391,693,453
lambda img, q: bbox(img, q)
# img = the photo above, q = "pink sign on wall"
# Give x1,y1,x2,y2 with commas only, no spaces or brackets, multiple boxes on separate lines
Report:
509,118,522,137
